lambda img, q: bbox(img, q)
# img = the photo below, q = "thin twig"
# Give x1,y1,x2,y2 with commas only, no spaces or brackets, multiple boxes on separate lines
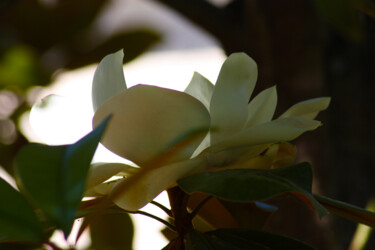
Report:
125,209,176,231
45,241,62,250
151,201,173,216
190,196,213,219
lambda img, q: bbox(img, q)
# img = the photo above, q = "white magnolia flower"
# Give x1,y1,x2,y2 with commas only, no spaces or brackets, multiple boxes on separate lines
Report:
87,50,330,211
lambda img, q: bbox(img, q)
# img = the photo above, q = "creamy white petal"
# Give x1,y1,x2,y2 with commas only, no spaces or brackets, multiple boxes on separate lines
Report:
93,85,210,166
92,50,127,112
85,180,117,197
210,117,321,152
210,53,258,144
279,97,331,119
86,162,138,190
191,133,210,158
184,72,214,110
246,86,277,127
109,157,207,211
206,144,269,168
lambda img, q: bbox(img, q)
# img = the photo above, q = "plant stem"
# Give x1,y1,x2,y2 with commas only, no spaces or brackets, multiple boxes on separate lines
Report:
151,201,173,217
189,195,212,219
125,209,176,231
168,187,193,249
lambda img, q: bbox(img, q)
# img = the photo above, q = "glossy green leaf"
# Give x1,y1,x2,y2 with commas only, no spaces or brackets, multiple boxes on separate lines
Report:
186,228,315,250
16,117,110,237
90,212,133,250
178,163,328,217
0,177,44,241
219,201,278,229
314,194,375,228
186,230,214,250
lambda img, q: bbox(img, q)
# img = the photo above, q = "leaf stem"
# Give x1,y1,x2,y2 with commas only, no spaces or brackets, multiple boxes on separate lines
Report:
189,195,213,219
151,201,173,216
45,241,62,250
124,209,176,231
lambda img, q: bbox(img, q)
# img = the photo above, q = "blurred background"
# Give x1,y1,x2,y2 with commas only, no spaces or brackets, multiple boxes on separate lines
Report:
1,0,375,249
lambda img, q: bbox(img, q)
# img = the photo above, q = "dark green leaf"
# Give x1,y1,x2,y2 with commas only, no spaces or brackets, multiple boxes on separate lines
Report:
314,194,375,228
178,163,328,217
219,201,277,229
16,117,110,237
0,177,43,241
66,30,161,69
89,212,134,250
206,228,314,250
186,228,316,250
186,230,215,250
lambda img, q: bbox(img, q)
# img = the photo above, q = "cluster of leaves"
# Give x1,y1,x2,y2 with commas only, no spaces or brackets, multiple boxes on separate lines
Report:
1,116,375,249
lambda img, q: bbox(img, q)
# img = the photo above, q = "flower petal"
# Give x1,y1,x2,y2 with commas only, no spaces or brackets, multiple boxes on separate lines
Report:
279,97,331,119
210,53,258,144
210,117,322,152
92,50,127,112
184,72,214,110
246,86,277,127
109,157,206,211
93,85,210,166
85,181,117,197
86,162,138,190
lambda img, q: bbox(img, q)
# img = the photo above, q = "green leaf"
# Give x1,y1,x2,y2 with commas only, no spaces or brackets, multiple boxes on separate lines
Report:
16,116,110,237
186,229,315,250
67,29,161,70
0,177,44,241
219,201,277,229
89,212,134,250
186,230,214,250
314,194,375,228
178,163,328,217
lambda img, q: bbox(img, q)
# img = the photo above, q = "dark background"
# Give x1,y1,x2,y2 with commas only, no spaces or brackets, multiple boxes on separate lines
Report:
1,0,374,249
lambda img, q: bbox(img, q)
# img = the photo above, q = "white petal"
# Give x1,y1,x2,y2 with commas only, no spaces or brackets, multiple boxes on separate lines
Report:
86,162,138,190
92,50,127,112
109,157,206,211
191,133,210,158
184,72,214,110
246,86,277,127
210,117,321,152
93,85,210,166
279,97,331,119
206,144,269,168
85,180,117,197
210,53,258,144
